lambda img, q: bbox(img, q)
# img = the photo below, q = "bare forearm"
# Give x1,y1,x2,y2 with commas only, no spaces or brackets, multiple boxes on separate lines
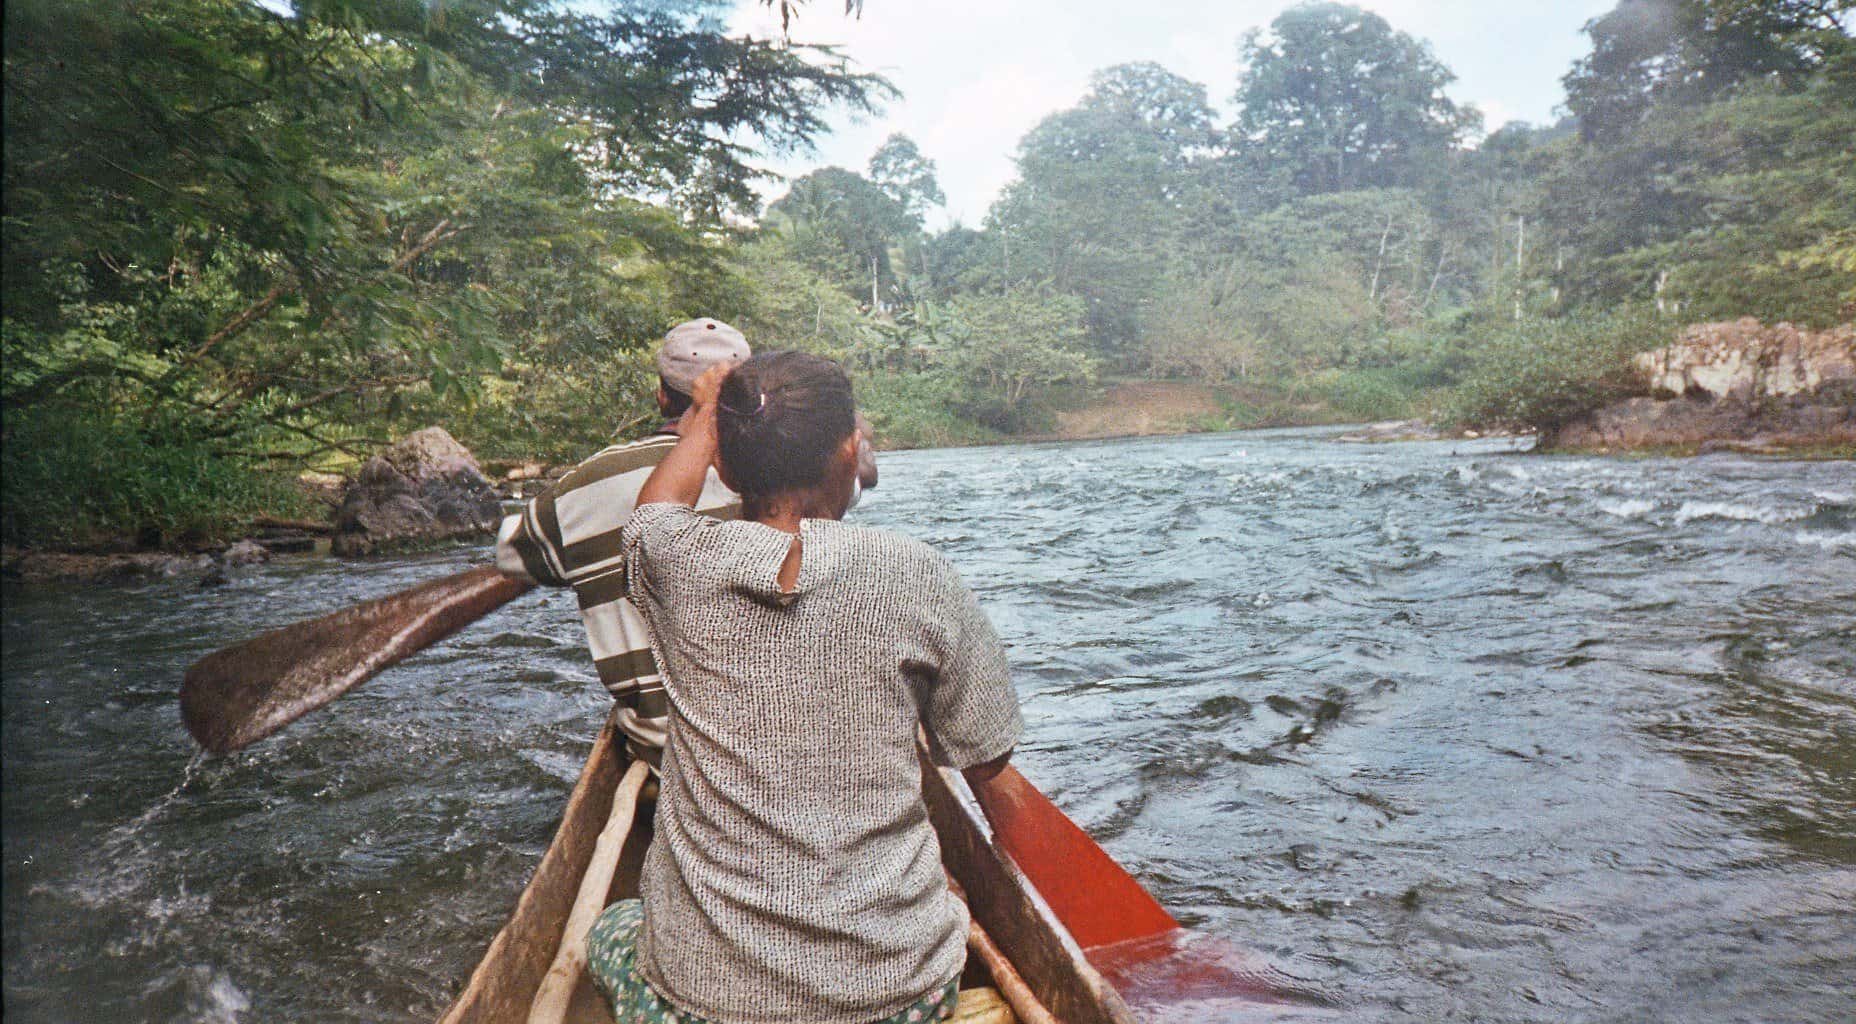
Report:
962,749,1013,792
637,408,718,507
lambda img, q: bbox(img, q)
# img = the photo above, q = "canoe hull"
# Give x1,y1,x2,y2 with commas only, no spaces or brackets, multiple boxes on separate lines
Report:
437,714,1135,1024
438,715,646,1024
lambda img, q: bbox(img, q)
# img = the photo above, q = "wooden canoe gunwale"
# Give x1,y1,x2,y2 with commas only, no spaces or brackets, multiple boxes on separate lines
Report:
438,712,629,1024
918,753,1140,1024
438,714,1135,1023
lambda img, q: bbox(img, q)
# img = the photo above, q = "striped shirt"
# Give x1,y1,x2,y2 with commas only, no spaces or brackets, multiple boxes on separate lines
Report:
495,431,739,764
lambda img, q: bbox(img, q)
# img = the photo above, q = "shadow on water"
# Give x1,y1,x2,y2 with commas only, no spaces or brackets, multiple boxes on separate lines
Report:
5,429,1855,1022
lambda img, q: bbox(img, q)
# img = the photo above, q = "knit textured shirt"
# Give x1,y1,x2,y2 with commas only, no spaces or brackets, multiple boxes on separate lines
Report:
619,503,1023,1024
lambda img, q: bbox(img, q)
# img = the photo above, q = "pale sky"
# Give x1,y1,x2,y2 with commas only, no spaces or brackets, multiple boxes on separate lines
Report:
728,0,1617,229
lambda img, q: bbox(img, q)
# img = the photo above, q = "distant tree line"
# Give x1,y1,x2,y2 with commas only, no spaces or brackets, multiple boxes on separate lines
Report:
741,0,1851,439
3,0,1851,547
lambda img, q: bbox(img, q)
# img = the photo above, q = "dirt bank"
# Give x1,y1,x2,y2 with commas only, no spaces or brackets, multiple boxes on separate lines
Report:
1017,380,1348,443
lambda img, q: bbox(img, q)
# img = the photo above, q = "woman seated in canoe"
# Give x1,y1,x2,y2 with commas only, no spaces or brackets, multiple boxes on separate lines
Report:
587,351,1024,1024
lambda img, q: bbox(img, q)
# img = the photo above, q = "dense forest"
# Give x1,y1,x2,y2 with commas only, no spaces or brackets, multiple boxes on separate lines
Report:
4,0,1853,548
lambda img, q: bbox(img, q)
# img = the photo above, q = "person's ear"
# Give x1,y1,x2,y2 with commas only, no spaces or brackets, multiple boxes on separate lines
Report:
712,450,739,493
656,386,672,415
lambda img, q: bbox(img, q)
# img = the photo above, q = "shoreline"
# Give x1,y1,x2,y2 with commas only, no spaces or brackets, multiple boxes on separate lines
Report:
8,384,1849,582
1532,439,1856,460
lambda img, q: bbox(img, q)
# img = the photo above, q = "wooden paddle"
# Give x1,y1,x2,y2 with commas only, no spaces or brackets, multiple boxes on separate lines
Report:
181,565,534,753
528,757,651,1024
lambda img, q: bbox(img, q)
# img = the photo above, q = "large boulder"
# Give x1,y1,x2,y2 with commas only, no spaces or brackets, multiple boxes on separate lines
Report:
1545,320,1856,451
331,427,502,556
1635,318,1856,402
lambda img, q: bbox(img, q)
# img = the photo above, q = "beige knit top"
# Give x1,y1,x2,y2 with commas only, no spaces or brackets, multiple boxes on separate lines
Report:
619,503,1023,1024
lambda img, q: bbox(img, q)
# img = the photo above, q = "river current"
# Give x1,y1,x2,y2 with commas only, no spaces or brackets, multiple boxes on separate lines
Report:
4,428,1853,1023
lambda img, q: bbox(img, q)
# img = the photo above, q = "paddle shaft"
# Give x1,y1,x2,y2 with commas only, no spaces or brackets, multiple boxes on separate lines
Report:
181,565,533,753
948,878,1060,1024
528,757,651,1024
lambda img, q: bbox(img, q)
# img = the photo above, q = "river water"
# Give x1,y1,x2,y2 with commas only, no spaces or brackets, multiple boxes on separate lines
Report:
4,428,1854,1023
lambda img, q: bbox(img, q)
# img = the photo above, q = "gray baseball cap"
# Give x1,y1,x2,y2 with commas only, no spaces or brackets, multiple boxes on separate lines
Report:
657,318,750,393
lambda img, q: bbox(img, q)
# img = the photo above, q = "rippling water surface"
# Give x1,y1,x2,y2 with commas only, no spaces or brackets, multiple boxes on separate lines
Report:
5,428,1854,1022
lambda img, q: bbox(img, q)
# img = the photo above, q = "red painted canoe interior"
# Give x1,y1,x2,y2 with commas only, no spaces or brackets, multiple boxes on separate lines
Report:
1084,929,1342,1022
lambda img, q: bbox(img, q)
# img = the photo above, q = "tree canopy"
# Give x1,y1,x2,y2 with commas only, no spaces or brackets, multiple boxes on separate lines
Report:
1,0,886,544
1563,0,1853,141
1233,2,1479,194
5,0,1852,546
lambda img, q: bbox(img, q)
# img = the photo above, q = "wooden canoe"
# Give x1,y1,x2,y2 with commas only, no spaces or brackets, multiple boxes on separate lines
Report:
437,712,1141,1024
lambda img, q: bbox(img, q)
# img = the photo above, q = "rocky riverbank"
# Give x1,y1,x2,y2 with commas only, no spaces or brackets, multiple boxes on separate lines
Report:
3,427,507,585
13,325,1848,585
1,538,284,585
1540,319,1855,454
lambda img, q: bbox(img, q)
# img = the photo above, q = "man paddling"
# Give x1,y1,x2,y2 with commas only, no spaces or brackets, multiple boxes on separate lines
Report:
495,320,877,769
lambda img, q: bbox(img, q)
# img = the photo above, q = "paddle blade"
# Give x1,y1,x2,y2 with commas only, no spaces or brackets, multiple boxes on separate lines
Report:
181,566,533,753
973,765,1180,949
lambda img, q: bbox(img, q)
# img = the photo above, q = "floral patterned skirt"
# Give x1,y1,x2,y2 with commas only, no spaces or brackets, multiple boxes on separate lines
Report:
586,899,959,1024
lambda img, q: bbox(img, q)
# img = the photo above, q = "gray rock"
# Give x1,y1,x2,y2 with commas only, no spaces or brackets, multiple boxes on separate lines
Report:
1543,389,1856,450
166,554,218,579
1543,320,1856,453
1336,420,1444,443
331,427,501,557
220,539,271,567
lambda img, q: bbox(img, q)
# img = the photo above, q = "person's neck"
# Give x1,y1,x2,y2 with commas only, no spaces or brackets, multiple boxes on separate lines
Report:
746,490,841,533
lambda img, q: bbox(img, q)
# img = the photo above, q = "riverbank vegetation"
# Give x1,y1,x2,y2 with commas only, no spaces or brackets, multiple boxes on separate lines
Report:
4,0,1853,548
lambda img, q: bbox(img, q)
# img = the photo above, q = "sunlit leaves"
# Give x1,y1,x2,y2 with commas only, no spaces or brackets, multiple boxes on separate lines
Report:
3,0,881,494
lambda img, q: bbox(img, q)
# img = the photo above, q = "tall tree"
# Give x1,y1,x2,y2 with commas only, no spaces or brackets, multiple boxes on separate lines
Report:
867,133,945,224
767,167,917,303
1233,2,1479,195
1564,0,1853,141
988,62,1220,354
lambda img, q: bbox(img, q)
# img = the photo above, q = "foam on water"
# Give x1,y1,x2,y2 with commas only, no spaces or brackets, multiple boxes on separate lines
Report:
4,430,1852,1023
1673,500,1812,526
1795,530,1856,550
1599,498,1657,519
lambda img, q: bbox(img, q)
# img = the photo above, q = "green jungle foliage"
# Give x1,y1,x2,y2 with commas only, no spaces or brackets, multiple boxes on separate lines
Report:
1443,312,1674,432
4,0,1853,547
2,0,885,545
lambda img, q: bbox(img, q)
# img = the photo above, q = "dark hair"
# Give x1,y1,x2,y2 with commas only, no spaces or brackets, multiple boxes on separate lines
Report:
716,351,855,500
659,376,693,418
